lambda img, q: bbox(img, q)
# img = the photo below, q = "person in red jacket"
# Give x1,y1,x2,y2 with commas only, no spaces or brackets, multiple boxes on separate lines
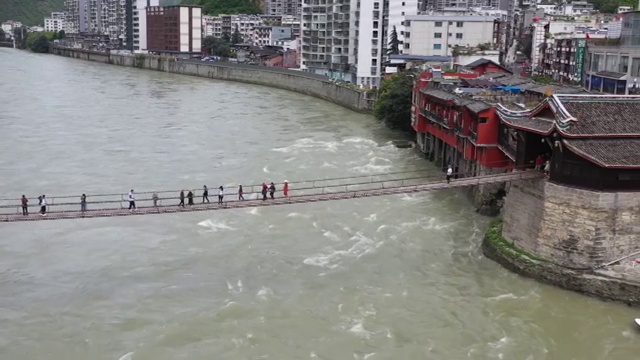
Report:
283,181,289,197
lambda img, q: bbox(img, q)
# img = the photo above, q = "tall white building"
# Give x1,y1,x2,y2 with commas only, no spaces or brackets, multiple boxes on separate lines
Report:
301,0,391,88
64,0,128,43
132,0,160,52
404,15,498,56
44,12,66,32
388,0,419,54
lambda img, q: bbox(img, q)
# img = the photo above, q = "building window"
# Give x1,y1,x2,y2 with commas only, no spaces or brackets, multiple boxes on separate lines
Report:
631,58,640,77
433,44,442,50
456,33,463,39
405,32,410,38
373,21,378,29
404,43,410,49
620,56,629,73
456,21,463,27
401,12,405,15
374,2,379,9
373,30,378,38
435,21,442,27
434,32,442,38
402,1,405,5
372,59,377,66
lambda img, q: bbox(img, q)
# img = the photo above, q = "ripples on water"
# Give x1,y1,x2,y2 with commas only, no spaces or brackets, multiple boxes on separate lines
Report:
0,49,639,360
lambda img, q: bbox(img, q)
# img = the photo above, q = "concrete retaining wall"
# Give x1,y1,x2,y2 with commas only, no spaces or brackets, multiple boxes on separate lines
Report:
51,47,375,112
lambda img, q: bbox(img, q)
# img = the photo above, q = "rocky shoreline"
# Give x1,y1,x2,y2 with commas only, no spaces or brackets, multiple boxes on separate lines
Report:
482,219,640,307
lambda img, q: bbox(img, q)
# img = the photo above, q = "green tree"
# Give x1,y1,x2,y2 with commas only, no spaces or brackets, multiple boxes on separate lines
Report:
373,73,414,132
29,33,50,53
388,25,400,56
231,26,242,44
203,35,231,57
57,30,66,39
185,0,261,15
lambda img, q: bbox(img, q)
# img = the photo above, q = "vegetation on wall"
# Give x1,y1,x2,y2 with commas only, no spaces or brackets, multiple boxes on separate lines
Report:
373,73,414,132
181,0,261,15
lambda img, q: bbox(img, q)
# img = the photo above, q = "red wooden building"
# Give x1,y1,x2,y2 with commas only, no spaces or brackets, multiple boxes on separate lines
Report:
411,72,512,177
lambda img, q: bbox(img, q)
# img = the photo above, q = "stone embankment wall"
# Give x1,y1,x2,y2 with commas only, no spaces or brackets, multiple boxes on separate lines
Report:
482,220,640,306
502,178,640,269
484,178,640,305
51,47,375,113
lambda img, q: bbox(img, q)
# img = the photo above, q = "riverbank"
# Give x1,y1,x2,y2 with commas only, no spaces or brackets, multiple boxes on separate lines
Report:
482,219,640,306
50,46,375,113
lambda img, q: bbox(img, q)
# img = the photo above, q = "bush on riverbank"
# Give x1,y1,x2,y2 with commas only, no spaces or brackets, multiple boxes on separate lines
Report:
373,73,414,132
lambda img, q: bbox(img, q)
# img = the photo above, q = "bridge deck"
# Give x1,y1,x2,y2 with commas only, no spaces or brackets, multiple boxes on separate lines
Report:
0,171,543,223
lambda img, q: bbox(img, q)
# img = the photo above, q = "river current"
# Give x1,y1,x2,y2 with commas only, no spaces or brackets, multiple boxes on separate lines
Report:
0,48,638,360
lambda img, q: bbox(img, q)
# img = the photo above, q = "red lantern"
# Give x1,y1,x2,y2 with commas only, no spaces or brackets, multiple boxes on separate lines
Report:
533,17,539,22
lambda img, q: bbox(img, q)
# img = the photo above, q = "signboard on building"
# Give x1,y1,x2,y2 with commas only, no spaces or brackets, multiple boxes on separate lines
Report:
573,39,587,84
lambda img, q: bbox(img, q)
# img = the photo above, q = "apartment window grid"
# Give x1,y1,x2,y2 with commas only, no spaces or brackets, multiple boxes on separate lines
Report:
434,32,442,38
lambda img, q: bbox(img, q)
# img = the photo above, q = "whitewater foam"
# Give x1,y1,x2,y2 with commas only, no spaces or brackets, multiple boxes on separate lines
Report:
364,213,377,222
247,207,259,215
256,286,274,301
272,138,339,154
303,232,383,269
118,352,134,360
197,220,236,232
350,157,393,174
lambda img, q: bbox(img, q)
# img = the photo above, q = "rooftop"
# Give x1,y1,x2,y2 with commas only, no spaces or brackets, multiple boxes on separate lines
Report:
405,15,498,21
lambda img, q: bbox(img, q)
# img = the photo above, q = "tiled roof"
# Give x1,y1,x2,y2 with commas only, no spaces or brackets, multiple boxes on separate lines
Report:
563,138,640,168
559,98,640,136
462,78,494,87
420,88,458,101
465,58,494,68
466,101,491,114
498,113,555,134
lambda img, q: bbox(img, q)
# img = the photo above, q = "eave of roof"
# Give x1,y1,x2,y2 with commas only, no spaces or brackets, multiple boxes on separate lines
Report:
562,138,640,169
498,113,555,135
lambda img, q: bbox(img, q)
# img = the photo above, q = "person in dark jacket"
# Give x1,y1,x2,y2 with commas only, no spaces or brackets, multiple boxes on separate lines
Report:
179,190,185,207
261,183,268,201
187,190,194,205
269,182,276,199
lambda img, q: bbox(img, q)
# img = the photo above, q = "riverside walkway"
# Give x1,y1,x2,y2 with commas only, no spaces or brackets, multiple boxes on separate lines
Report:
0,170,543,223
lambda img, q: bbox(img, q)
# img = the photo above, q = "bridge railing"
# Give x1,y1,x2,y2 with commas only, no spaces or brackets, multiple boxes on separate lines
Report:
0,166,540,216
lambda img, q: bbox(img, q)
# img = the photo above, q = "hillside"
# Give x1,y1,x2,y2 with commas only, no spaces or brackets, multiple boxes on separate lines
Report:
181,0,262,15
590,0,636,13
0,0,65,26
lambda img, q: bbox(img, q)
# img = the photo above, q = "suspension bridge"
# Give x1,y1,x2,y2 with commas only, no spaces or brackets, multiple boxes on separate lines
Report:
0,169,543,223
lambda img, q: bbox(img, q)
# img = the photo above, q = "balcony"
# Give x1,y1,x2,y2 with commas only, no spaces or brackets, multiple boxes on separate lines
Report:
469,130,477,143
498,129,516,159
422,109,449,128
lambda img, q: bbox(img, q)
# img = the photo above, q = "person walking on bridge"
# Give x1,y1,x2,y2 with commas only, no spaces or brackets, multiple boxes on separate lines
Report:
40,195,47,216
283,181,289,197
21,195,28,216
238,185,244,201
202,185,209,203
269,182,276,199
261,183,268,201
187,190,194,206
128,190,136,211
80,194,87,213
446,166,453,184
152,192,159,207
218,186,224,204
179,190,185,207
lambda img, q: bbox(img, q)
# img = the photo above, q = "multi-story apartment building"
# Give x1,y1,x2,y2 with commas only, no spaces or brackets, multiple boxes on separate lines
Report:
146,5,202,57
584,11,640,95
64,0,132,46
300,0,387,88
132,0,159,52
44,12,66,32
404,15,500,56
265,0,302,17
424,0,501,11
203,14,263,40
541,35,586,84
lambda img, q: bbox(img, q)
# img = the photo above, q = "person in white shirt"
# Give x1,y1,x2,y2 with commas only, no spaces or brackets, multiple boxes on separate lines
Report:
218,186,224,204
128,190,136,211
446,166,453,184
40,195,47,216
